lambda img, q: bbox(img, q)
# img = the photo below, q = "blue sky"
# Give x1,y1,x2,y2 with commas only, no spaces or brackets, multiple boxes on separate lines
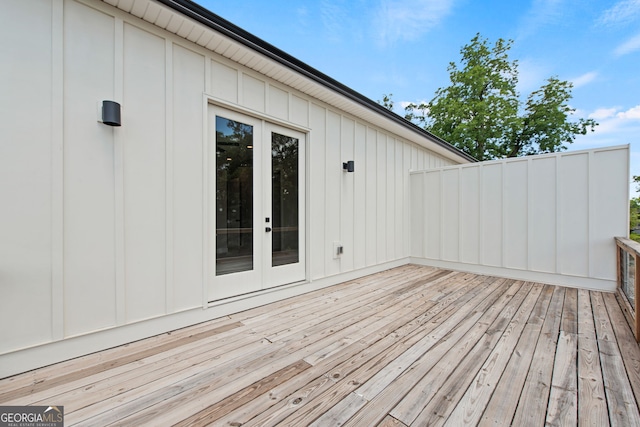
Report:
198,0,640,191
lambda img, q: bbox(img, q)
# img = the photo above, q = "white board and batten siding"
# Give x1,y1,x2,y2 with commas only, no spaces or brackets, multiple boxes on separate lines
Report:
0,0,456,377
410,145,630,291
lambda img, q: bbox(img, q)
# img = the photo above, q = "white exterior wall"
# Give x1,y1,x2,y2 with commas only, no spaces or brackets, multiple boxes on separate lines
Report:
0,0,456,377
410,146,630,291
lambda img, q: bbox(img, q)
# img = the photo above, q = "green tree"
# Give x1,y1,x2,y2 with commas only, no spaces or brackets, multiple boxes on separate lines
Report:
631,197,640,242
630,176,640,242
378,93,394,111
405,34,597,161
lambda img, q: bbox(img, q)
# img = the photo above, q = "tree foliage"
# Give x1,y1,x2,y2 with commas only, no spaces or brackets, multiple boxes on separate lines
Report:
404,34,598,161
631,197,640,242
378,93,395,111
628,176,640,241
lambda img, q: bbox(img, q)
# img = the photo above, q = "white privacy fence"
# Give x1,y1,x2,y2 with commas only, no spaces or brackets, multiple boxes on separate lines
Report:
410,145,630,291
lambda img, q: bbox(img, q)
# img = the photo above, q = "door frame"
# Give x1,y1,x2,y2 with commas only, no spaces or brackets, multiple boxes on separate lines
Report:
204,98,309,303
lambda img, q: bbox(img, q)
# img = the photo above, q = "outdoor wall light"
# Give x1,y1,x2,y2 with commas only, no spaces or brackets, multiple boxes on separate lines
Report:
343,160,354,172
100,100,121,126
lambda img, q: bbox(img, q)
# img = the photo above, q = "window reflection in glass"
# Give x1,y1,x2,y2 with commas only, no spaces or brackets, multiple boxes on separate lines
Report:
216,116,254,275
272,132,299,267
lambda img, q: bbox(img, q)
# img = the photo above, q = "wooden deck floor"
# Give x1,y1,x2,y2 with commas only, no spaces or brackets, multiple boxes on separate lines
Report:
2,265,640,426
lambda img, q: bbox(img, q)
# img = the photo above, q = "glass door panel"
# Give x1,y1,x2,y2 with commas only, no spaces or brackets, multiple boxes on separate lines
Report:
271,132,299,267
209,106,305,301
264,123,305,289
215,116,254,275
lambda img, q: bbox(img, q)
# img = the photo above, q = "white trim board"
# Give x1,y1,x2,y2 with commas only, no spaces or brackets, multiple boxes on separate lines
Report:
410,257,616,292
0,258,408,379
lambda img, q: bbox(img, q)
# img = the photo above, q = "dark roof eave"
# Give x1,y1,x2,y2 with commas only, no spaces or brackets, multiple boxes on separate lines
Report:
155,0,478,163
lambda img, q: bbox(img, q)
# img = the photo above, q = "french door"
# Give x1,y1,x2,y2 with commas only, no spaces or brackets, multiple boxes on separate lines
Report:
208,106,305,301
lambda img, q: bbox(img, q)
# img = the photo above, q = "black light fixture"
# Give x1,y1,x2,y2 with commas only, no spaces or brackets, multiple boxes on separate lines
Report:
101,100,121,126
343,160,354,172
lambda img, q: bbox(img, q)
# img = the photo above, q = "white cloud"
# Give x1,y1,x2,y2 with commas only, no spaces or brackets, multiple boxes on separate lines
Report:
589,107,618,120
570,71,598,88
583,105,640,136
374,0,456,46
599,0,640,26
573,106,640,168
594,117,627,134
618,105,640,119
614,33,640,56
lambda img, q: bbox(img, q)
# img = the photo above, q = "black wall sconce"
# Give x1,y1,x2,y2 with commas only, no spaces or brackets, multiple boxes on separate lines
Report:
100,100,121,126
343,160,354,172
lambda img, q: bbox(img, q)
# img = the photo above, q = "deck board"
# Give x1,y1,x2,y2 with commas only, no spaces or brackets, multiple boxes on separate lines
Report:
443,283,543,426
511,285,564,427
1,265,639,426
577,289,610,426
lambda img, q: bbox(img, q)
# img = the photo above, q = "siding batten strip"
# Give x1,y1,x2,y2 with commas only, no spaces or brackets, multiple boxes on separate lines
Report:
555,155,561,274
458,167,463,262
377,132,386,263
403,143,411,258
422,172,427,259
587,150,594,278
165,40,174,314
304,123,311,282
322,108,330,274
201,95,209,309
386,138,395,261
236,68,242,106
204,54,211,94
324,109,331,274
51,0,65,341
439,169,444,260
479,164,484,266
264,81,269,115
114,17,126,325
396,141,404,259
501,162,506,268
527,158,533,271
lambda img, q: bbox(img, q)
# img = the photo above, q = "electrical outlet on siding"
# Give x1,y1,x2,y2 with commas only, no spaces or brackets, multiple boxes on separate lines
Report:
333,242,343,259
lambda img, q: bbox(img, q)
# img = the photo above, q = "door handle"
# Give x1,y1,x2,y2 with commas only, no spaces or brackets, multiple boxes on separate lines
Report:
265,227,272,232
